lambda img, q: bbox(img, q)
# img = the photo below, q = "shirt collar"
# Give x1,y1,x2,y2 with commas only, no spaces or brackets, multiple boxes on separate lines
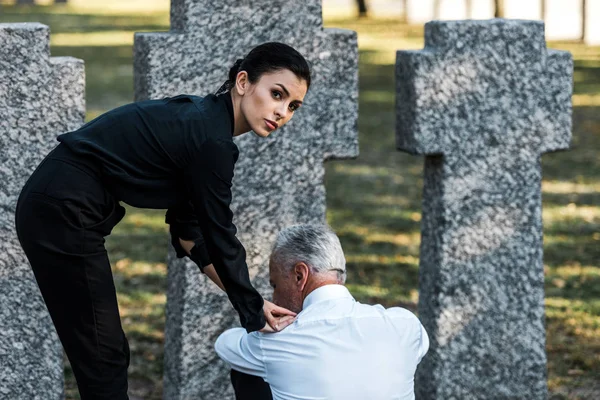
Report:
302,285,353,310
219,92,235,136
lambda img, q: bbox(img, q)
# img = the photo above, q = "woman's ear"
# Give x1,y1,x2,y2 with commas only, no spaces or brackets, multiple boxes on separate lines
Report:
234,71,249,96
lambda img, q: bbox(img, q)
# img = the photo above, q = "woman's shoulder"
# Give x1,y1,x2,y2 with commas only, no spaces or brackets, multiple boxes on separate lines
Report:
185,93,220,112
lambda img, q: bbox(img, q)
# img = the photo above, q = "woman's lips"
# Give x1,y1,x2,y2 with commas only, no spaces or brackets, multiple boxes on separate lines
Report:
265,119,278,131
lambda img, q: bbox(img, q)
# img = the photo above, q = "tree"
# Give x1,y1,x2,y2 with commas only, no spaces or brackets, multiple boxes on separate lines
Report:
357,0,368,18
494,0,505,18
582,0,587,42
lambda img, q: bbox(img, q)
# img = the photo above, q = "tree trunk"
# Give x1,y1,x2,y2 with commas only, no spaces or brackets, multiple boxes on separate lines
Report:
494,0,505,18
582,0,587,42
434,0,441,19
357,0,368,18
541,0,546,20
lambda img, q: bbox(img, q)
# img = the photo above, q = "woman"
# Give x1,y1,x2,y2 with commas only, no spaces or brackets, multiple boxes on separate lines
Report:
15,42,309,399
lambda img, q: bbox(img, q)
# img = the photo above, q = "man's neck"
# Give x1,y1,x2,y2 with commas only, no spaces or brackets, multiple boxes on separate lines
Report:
301,276,340,302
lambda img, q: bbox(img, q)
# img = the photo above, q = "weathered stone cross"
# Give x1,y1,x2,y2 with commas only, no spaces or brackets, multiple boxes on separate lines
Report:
0,23,85,399
396,19,572,399
134,1,359,398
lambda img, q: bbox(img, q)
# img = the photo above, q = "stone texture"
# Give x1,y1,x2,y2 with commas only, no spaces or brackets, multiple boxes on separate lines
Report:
133,1,358,398
395,19,572,399
0,23,85,399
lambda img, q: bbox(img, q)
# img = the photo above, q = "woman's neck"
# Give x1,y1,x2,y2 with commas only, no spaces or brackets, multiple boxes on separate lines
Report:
230,91,251,137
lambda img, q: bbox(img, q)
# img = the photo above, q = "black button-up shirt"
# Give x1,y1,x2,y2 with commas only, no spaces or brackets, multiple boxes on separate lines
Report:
58,93,265,332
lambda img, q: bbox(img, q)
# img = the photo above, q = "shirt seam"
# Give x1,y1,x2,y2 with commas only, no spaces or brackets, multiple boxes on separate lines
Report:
256,333,269,381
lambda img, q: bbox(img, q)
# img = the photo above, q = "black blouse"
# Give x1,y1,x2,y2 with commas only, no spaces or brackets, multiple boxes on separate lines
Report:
57,93,265,333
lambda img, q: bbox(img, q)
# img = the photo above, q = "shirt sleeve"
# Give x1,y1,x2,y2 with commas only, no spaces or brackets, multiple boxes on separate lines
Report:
165,202,212,270
183,138,266,333
417,321,430,363
215,328,267,379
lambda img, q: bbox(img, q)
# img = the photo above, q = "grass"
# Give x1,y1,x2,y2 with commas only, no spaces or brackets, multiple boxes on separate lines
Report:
1,1,598,399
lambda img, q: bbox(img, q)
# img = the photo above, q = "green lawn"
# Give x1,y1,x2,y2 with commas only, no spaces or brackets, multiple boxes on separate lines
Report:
1,1,598,399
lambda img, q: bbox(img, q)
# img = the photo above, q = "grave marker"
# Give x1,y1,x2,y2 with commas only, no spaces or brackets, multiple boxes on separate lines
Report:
134,1,359,398
0,23,85,399
396,19,572,399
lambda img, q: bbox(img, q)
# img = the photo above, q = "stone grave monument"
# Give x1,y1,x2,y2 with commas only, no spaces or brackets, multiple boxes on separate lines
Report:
395,19,572,399
0,23,85,399
134,0,359,398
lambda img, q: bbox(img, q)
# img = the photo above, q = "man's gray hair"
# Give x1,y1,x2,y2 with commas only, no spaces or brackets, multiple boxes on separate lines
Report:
270,224,346,283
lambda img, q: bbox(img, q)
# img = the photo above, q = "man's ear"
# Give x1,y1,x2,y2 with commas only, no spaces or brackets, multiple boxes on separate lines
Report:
234,70,249,96
293,262,310,291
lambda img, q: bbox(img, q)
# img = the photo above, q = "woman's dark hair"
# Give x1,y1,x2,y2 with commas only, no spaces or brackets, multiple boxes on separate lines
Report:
216,42,311,95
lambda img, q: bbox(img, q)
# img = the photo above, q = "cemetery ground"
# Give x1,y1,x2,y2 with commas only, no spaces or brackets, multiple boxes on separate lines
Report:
0,1,598,399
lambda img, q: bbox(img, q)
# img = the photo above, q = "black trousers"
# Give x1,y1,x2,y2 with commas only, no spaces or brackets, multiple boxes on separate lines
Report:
15,144,129,400
231,369,273,400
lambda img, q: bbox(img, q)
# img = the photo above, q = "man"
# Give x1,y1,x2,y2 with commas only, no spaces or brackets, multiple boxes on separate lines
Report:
215,224,429,400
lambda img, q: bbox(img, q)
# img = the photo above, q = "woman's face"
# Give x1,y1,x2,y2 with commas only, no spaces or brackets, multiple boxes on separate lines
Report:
238,69,308,138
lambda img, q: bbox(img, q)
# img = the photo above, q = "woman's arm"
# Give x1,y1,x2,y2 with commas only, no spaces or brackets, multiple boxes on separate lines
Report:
179,240,296,333
182,139,266,332
179,238,225,291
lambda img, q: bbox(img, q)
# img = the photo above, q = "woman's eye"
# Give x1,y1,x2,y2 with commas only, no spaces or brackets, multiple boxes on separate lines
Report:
289,103,299,112
272,90,282,99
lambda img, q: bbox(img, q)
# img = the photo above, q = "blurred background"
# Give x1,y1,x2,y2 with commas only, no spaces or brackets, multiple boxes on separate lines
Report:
0,0,598,399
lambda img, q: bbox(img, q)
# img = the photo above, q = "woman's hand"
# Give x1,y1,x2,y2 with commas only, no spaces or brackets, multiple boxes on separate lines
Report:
260,299,297,333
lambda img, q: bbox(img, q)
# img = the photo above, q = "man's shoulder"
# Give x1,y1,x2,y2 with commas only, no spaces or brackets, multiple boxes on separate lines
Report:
381,305,420,320
294,298,421,327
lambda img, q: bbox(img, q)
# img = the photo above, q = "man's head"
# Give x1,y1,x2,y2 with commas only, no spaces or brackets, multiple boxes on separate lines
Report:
268,224,346,313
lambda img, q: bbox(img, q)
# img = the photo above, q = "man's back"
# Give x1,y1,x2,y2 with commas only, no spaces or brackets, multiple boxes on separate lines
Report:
216,285,429,400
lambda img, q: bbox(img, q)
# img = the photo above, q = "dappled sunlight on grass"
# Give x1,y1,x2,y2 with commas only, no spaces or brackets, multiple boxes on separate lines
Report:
119,210,169,234
544,203,599,222
543,180,600,194
361,89,395,104
330,162,414,180
114,258,167,277
346,253,419,267
51,31,140,46
0,0,169,15
546,296,600,392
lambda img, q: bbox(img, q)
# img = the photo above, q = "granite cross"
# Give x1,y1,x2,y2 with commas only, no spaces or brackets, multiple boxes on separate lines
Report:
395,19,572,399
134,1,359,398
0,23,85,399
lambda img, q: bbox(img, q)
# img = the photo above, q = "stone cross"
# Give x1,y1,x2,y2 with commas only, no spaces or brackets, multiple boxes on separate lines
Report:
134,1,358,398
395,19,572,399
0,23,85,399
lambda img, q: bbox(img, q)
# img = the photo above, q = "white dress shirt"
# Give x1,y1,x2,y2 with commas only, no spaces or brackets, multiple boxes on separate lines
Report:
215,284,429,400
